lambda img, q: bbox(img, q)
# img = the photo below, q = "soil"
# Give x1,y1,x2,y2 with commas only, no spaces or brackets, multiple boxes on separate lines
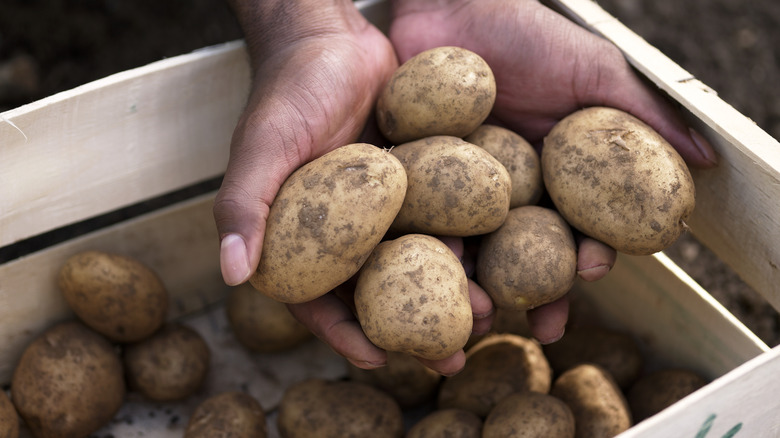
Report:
1,1,779,345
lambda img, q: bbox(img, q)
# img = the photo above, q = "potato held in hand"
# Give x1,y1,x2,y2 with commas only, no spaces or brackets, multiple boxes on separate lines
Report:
376,46,496,144
477,206,577,311
390,136,511,236
542,106,695,255
251,143,407,303
465,124,544,208
355,234,472,361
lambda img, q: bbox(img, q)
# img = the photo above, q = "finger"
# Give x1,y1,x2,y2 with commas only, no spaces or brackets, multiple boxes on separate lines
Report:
287,293,387,369
584,43,718,168
213,97,307,286
469,279,494,336
576,236,617,282
415,350,467,376
526,295,569,344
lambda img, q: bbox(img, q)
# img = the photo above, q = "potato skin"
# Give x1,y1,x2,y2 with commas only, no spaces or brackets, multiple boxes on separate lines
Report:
476,206,577,310
551,364,632,438
184,391,267,438
390,136,511,236
348,351,441,409
483,392,575,438
543,326,643,389
465,124,543,208
406,408,483,438
438,334,552,417
277,379,403,438
11,321,125,438
226,284,312,353
627,368,707,422
0,390,19,438
124,323,210,402
355,234,472,361
57,250,169,343
542,106,695,255
376,46,496,144
250,143,407,304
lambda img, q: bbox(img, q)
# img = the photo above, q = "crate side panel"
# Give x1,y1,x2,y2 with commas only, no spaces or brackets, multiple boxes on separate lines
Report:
617,346,780,438
0,41,249,248
574,253,768,381
0,193,226,385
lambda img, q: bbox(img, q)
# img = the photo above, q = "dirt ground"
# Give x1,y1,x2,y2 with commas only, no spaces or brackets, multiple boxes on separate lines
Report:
1,1,778,345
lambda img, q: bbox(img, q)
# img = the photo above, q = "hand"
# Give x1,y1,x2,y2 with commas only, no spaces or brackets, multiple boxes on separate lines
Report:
214,0,491,375
389,0,717,343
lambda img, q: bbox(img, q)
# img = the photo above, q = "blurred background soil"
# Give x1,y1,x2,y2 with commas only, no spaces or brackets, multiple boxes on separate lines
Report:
1,0,778,345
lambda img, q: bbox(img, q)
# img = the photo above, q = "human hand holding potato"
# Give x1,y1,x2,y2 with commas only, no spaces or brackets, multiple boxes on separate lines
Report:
215,0,492,375
389,0,717,342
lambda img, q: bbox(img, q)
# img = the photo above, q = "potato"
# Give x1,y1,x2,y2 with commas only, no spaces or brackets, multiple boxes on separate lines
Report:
348,351,442,409
355,234,472,361
250,143,407,304
550,364,632,438
438,333,552,417
390,135,512,236
11,321,125,438
483,392,575,438
407,408,483,438
57,250,169,343
542,106,695,255
543,326,643,389
476,206,577,310
627,368,707,422
124,323,210,401
0,390,19,438
277,378,403,438
465,124,543,208
376,46,496,144
184,391,267,438
226,284,312,353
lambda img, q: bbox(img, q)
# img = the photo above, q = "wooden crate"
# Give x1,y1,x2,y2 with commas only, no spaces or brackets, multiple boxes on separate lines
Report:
1,0,779,436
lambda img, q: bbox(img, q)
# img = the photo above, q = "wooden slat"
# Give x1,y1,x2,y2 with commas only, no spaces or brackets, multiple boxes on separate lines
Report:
574,253,768,380
0,193,227,385
0,41,250,248
542,0,780,313
617,346,780,438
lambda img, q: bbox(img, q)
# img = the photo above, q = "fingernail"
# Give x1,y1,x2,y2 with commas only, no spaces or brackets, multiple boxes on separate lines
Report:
473,309,494,320
538,327,565,345
220,234,251,286
689,128,718,166
577,265,610,282
347,358,386,369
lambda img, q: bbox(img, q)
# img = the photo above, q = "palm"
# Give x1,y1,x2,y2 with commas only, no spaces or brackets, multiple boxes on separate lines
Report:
388,0,696,152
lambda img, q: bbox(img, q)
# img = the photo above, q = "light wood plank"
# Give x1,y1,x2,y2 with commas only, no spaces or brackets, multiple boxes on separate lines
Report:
0,193,227,385
0,41,250,248
543,0,780,314
618,345,780,438
574,253,768,380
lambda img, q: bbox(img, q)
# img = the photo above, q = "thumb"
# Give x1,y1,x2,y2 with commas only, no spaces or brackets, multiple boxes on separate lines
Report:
213,95,310,286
